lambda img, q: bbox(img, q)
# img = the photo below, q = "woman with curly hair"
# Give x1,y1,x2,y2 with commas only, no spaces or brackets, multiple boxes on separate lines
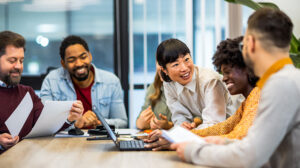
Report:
145,36,260,150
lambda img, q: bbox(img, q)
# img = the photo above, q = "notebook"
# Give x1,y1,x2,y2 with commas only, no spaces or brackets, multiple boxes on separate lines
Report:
95,112,151,151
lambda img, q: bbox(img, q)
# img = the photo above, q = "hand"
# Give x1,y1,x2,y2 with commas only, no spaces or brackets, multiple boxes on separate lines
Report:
170,142,190,162
190,117,202,128
180,122,195,130
144,137,171,151
75,110,101,129
144,129,162,143
204,136,229,145
68,101,83,122
136,106,155,130
0,133,19,149
150,114,173,130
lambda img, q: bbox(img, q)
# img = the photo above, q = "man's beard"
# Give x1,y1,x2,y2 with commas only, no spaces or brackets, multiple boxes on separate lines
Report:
70,64,90,81
0,69,21,86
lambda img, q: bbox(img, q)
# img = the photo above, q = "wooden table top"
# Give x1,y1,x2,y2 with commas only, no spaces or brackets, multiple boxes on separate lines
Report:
0,136,205,168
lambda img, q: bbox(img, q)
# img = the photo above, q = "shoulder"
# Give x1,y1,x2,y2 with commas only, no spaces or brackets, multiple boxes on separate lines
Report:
94,66,120,84
263,66,300,99
197,66,223,84
44,67,65,80
17,84,38,98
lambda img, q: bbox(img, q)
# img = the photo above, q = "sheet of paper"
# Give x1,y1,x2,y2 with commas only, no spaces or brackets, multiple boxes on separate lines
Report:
115,129,139,135
161,126,206,144
25,101,74,138
5,92,33,137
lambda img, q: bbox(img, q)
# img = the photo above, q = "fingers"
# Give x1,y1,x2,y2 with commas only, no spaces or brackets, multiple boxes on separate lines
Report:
0,134,19,149
170,143,179,150
190,122,196,129
159,114,168,121
181,122,193,130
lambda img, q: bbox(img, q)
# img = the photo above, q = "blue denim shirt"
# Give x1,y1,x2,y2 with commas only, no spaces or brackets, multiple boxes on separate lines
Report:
40,64,128,128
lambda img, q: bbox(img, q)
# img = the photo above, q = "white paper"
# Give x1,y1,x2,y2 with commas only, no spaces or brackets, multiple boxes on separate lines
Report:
25,101,74,138
161,126,206,144
115,129,139,135
5,92,33,137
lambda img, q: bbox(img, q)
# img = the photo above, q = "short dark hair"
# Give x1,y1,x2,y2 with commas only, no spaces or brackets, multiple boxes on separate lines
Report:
156,38,190,82
0,31,25,57
248,8,293,50
60,35,89,60
213,36,259,87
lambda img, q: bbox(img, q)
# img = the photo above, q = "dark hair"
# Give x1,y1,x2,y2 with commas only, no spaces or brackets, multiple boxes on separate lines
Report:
0,31,25,57
156,39,190,82
248,8,293,50
60,35,89,60
213,36,259,87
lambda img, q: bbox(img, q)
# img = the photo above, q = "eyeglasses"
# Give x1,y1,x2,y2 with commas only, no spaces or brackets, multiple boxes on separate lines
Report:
238,42,243,53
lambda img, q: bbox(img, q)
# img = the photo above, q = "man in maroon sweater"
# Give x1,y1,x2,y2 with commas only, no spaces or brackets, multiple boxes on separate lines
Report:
0,31,84,154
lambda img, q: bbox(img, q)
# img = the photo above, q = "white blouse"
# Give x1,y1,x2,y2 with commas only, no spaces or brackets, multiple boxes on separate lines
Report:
164,66,237,129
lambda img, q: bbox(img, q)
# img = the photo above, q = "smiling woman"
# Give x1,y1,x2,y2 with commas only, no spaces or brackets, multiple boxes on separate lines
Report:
156,38,236,130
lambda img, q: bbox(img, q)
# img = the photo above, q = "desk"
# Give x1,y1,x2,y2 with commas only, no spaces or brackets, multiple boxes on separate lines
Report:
0,136,205,168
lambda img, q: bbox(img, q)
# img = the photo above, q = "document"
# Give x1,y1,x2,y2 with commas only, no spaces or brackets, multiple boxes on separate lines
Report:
25,101,74,138
5,92,33,137
161,126,206,144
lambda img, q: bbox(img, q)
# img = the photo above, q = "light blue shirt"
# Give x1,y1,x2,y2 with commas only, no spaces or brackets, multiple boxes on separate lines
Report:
40,64,128,128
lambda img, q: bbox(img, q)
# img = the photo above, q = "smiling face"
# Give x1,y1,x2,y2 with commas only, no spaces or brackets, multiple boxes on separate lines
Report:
61,44,92,82
162,54,194,86
221,64,249,95
0,45,24,86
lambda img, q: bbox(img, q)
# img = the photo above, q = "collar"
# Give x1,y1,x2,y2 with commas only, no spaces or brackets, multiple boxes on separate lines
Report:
175,70,196,95
0,80,15,88
256,57,293,89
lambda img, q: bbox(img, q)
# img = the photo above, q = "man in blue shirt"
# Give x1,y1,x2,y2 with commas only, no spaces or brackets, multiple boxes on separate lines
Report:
40,35,127,128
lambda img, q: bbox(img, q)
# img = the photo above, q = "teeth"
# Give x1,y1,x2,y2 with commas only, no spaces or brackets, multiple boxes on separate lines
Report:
182,73,189,77
77,68,85,73
227,83,234,88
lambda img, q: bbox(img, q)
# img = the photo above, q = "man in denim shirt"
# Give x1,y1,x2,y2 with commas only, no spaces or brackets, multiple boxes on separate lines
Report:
40,35,127,128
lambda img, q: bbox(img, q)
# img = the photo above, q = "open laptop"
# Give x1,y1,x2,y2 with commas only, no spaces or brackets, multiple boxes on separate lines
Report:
94,112,151,151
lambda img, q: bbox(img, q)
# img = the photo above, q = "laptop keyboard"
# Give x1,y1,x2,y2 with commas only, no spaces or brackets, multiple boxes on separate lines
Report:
119,140,151,151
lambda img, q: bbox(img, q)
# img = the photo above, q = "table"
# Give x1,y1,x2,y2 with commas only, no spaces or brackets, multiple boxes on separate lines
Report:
0,136,205,168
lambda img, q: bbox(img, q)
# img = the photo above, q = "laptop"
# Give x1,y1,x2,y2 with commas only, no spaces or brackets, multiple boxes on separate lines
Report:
94,112,151,151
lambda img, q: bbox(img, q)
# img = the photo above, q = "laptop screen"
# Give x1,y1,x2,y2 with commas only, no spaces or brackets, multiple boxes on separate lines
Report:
94,112,117,142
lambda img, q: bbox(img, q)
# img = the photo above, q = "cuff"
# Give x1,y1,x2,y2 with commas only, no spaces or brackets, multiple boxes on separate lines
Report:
66,118,76,125
0,144,5,151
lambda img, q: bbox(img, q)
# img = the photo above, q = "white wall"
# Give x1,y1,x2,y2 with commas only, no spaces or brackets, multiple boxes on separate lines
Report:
259,0,300,37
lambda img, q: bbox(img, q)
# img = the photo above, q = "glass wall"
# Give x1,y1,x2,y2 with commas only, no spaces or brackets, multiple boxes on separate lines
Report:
0,0,114,75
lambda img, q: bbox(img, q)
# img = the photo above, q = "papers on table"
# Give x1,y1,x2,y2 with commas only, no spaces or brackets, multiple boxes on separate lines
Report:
5,92,33,137
161,126,206,144
25,101,74,138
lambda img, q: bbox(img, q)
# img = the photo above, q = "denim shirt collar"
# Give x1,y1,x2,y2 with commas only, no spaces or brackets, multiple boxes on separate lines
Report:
60,64,104,84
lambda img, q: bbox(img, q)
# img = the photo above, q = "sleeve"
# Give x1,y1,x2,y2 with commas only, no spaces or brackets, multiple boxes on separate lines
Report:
191,104,243,137
29,88,44,125
136,85,155,129
106,80,128,128
197,79,228,129
183,77,300,167
40,75,55,102
164,83,193,125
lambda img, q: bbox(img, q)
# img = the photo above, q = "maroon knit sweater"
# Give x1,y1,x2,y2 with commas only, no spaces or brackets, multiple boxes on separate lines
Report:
0,84,70,153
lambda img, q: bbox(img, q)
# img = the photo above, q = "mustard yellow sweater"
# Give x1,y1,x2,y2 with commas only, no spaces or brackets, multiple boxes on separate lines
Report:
191,87,260,140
